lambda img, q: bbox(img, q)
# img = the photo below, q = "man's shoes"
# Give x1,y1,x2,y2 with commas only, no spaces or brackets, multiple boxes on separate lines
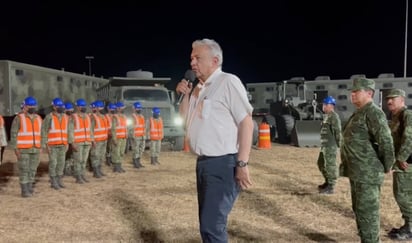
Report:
318,182,328,190
319,185,334,194
388,225,412,240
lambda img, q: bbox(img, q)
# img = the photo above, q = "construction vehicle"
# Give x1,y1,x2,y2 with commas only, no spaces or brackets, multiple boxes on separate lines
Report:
96,70,185,151
247,73,412,147
0,60,108,137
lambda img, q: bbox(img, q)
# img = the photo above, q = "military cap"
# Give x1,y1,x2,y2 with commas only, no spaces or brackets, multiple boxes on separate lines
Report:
350,77,375,91
385,88,406,99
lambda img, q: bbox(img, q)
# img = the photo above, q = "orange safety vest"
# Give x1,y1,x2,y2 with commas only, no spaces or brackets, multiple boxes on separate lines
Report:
17,114,42,149
114,114,127,139
132,113,145,137
92,113,108,142
72,113,92,143
105,114,112,136
47,113,68,145
150,117,163,141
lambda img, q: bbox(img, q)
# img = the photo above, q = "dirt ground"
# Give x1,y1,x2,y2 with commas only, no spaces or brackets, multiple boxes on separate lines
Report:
0,143,406,243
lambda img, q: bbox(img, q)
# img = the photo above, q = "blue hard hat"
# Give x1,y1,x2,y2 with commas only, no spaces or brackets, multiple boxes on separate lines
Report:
52,98,64,107
323,96,336,106
133,102,142,109
64,102,74,110
76,98,87,107
152,107,160,115
107,103,117,110
24,96,37,106
90,101,97,108
116,101,125,108
95,100,104,108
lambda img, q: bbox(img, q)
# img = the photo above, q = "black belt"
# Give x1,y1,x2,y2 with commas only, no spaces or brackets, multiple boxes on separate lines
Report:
197,153,236,161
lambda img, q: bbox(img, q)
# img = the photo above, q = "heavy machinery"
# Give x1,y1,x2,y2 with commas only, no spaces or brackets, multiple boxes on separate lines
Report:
247,73,412,147
96,70,185,151
0,60,108,137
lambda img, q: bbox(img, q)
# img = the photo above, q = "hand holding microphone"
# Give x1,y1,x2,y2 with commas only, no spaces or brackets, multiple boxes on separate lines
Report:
176,70,196,105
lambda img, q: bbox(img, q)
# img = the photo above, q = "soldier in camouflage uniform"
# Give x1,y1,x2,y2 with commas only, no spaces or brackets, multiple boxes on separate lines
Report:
317,96,341,194
130,101,146,168
68,99,94,183
111,101,127,173
385,88,412,240
340,78,395,243
10,96,42,197
148,107,163,165
41,98,69,190
89,100,108,178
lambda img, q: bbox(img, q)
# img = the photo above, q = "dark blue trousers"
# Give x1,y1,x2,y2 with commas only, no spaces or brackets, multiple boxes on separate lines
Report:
196,154,240,243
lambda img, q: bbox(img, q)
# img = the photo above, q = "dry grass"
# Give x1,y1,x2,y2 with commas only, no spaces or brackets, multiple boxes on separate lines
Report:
0,143,407,243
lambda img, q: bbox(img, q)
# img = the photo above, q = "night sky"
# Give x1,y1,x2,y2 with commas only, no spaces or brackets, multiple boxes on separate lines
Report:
0,1,408,88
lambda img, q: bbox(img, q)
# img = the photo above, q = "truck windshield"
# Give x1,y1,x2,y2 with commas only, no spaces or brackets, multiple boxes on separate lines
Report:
123,89,170,102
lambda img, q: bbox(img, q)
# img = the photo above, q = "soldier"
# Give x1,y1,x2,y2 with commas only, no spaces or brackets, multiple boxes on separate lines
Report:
41,98,69,190
89,100,109,178
340,77,395,243
64,101,75,176
105,103,116,166
130,101,145,168
317,96,341,194
148,107,163,165
385,89,412,240
111,101,127,172
68,98,94,183
10,96,42,197
0,113,8,164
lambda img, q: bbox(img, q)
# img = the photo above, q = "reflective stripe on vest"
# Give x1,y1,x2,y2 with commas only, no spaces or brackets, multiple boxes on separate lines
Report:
72,113,92,143
114,114,127,139
47,113,68,145
92,114,108,141
132,114,145,137
150,117,163,141
17,114,42,148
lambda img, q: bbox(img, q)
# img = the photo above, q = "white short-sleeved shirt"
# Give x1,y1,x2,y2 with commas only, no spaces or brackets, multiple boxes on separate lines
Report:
187,68,253,156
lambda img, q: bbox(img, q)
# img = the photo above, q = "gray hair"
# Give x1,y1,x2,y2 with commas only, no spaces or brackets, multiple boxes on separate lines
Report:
192,38,223,67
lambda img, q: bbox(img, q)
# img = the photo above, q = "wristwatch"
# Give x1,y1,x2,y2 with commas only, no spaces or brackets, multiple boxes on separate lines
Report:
236,160,248,167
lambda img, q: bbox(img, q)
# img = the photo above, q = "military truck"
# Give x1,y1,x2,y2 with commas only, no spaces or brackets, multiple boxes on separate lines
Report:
96,70,185,151
0,60,109,136
247,73,412,147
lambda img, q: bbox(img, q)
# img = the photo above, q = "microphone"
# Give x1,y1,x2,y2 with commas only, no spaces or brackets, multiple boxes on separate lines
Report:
176,70,196,105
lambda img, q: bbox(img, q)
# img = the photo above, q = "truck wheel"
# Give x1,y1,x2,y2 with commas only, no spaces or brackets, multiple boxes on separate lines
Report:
171,136,184,151
276,114,295,144
263,114,277,142
252,119,259,146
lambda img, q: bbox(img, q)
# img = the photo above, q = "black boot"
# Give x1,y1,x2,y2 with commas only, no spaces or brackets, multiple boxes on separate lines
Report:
57,176,65,188
106,156,112,166
319,184,334,194
155,157,160,165
118,164,126,173
75,174,84,184
93,166,102,178
136,158,144,168
98,165,106,176
151,157,156,165
20,183,32,198
318,182,328,190
50,176,60,190
132,158,139,168
27,182,34,194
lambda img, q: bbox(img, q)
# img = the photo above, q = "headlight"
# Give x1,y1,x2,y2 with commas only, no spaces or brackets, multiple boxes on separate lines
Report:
174,116,184,126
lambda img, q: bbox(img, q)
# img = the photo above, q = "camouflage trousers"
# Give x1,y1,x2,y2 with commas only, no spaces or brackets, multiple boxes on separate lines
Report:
72,143,91,176
48,145,68,177
17,151,40,184
90,140,107,168
393,171,412,225
150,140,161,157
350,180,381,243
317,147,338,186
111,138,126,165
65,145,74,174
131,136,145,159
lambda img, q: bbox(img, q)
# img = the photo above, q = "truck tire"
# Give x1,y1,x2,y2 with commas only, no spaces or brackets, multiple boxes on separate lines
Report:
171,136,184,151
262,114,277,142
252,119,259,146
275,114,295,144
